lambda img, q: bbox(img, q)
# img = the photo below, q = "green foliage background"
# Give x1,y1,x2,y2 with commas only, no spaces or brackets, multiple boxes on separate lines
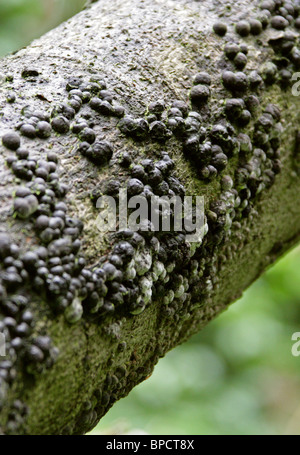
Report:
1,0,300,436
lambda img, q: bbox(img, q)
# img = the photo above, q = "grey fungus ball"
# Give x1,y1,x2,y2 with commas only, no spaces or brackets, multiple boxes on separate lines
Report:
81,140,113,165
222,71,236,91
258,10,271,28
127,178,144,196
234,52,247,70
36,121,51,139
2,132,21,150
225,98,245,119
171,100,189,117
51,116,70,134
224,42,240,60
190,84,210,105
237,110,252,127
271,15,289,30
265,103,281,121
78,127,96,144
213,22,227,36
13,195,38,219
26,345,44,363
260,0,275,12
193,72,211,85
149,121,172,141
235,20,251,37
20,124,36,138
295,17,300,29
148,99,165,116
249,19,263,35
245,95,260,112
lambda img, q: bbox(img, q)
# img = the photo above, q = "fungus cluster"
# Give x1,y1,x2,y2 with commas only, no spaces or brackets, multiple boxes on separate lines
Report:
0,0,297,434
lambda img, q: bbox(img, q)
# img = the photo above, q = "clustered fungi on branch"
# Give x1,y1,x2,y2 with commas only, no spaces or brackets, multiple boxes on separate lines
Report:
0,0,298,434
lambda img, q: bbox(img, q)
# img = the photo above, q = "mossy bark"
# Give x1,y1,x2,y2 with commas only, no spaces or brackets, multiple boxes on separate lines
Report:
0,0,300,435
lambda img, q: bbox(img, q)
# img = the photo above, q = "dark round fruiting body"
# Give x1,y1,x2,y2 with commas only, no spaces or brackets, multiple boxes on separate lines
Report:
224,42,240,60
260,62,278,85
36,121,51,139
235,20,251,37
79,127,96,144
213,22,227,36
249,19,263,35
148,100,165,116
271,15,289,29
234,52,247,70
20,124,36,138
127,178,144,196
190,85,210,105
51,116,70,134
260,0,275,12
2,132,20,150
225,98,245,119
82,140,113,165
193,72,211,85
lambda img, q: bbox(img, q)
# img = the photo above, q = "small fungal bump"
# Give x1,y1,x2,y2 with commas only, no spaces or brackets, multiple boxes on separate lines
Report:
249,19,263,35
2,132,21,151
271,15,289,30
234,52,248,70
190,84,210,105
213,22,227,37
36,121,52,139
235,20,251,37
224,42,240,60
193,72,211,85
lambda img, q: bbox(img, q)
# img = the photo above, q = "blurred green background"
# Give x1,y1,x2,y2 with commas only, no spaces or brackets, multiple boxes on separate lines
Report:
0,0,86,58
1,0,300,436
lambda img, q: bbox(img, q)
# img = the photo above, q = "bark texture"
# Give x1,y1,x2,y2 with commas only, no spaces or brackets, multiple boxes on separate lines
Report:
0,0,300,435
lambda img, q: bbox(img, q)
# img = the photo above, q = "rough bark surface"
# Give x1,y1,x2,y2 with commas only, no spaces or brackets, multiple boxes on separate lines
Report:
0,0,300,435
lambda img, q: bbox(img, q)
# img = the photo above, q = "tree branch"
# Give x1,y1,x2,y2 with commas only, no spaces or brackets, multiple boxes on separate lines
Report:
0,0,300,435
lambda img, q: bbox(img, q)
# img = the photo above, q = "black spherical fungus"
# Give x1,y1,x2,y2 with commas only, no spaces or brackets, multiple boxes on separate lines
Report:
190,84,210,105
127,178,144,196
271,15,289,29
79,140,113,165
2,132,21,151
225,98,245,120
193,72,211,85
235,20,251,37
249,18,263,35
148,99,165,116
35,121,52,139
213,22,227,36
51,116,70,134
78,127,96,144
149,121,172,141
234,52,248,70
224,42,240,60
20,124,36,138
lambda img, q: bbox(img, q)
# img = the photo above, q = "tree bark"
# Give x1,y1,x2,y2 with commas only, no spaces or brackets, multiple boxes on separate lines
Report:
0,0,300,435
